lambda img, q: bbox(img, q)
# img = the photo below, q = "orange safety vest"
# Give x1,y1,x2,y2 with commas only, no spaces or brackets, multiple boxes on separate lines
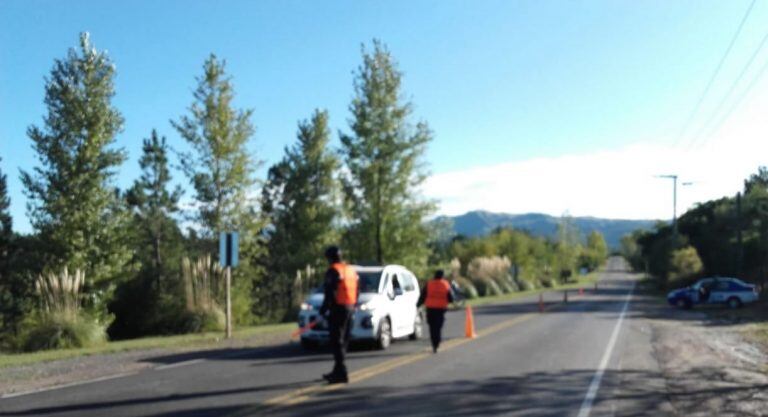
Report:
332,263,358,306
425,279,451,309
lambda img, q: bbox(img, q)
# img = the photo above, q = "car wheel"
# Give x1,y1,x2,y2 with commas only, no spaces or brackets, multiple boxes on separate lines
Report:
676,298,692,310
300,338,317,350
376,318,392,350
409,312,423,340
727,297,742,309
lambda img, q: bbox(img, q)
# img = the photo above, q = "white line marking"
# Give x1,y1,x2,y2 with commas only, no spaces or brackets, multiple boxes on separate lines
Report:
0,372,137,399
577,282,635,417
155,358,205,370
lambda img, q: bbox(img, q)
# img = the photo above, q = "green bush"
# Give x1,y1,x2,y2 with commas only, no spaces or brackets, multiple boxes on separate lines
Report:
539,278,557,288
496,277,517,293
668,246,703,289
517,278,536,291
18,314,105,352
108,270,190,339
179,307,225,333
479,279,503,296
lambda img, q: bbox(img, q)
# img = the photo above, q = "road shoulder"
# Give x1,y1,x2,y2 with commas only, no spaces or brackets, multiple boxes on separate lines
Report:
636,288,768,416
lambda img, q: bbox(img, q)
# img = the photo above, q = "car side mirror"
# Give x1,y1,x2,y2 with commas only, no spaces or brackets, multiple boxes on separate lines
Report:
394,287,404,297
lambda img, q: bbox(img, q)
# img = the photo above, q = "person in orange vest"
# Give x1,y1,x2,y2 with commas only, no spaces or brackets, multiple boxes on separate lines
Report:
318,246,359,384
417,270,453,353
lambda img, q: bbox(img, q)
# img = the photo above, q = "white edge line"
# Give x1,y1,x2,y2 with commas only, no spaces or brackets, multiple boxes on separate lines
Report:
577,282,635,417
0,371,137,399
155,358,205,370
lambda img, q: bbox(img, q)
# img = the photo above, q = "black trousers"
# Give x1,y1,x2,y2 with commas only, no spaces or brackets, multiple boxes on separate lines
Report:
426,308,446,351
328,305,354,375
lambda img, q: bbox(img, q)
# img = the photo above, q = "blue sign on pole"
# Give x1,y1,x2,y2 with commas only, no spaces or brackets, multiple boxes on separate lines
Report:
219,232,239,267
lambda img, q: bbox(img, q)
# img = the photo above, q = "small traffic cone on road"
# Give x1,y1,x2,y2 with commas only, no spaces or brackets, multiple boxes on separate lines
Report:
538,293,544,313
465,306,477,339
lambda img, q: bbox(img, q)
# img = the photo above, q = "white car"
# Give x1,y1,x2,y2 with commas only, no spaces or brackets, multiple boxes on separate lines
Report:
298,264,423,350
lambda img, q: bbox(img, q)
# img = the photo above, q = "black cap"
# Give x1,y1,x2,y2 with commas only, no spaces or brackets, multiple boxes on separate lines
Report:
434,270,445,279
325,246,342,263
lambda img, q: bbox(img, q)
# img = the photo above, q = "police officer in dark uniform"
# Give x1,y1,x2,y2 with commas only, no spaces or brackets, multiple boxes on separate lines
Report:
318,246,359,384
417,270,453,353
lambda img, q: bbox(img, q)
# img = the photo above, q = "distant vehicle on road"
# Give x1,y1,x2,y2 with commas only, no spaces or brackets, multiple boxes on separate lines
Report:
667,277,759,309
298,265,423,350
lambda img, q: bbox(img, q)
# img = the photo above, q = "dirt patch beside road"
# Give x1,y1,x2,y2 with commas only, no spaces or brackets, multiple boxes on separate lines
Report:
649,304,768,416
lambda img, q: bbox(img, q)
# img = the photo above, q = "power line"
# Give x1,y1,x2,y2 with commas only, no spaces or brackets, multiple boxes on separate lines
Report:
687,28,768,150
703,51,768,140
676,0,757,145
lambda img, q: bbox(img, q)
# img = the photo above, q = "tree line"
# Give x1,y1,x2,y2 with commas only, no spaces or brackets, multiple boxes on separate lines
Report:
430,220,609,298
0,33,434,351
621,168,768,289
0,33,610,352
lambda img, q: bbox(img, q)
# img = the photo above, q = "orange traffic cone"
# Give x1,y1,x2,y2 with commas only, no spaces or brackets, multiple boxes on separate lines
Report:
465,306,477,339
538,293,544,313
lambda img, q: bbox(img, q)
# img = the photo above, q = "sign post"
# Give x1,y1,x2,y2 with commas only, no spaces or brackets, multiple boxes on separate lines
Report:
219,232,239,339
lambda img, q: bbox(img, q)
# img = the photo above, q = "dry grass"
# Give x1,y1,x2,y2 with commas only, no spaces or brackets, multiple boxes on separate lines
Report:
34,267,85,319
182,255,224,312
466,256,511,282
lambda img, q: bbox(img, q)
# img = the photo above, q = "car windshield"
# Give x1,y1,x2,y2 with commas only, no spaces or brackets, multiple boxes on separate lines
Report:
358,272,383,293
692,279,712,289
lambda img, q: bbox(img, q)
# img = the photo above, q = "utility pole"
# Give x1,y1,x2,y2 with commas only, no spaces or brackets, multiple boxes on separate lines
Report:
657,175,679,239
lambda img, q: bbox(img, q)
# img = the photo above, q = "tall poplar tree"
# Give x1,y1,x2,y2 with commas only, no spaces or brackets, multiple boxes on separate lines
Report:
172,54,258,237
340,40,434,267
20,33,133,313
173,54,263,323
262,110,339,316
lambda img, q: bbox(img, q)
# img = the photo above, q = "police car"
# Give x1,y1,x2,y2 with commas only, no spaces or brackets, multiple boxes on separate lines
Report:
298,264,423,350
667,277,759,309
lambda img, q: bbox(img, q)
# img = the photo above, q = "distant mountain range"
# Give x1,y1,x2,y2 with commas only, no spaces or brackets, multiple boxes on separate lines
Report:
436,211,657,249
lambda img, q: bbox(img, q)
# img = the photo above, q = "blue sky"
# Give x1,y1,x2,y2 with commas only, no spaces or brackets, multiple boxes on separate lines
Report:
3,1,768,233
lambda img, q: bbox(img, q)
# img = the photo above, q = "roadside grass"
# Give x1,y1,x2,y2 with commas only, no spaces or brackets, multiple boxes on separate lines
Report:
0,322,294,369
466,271,601,308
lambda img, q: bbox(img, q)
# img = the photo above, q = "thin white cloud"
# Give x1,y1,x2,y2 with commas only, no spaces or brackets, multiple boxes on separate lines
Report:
425,80,768,220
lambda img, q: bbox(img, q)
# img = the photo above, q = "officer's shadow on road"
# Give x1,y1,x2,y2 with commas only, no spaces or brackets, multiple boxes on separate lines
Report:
0,381,311,416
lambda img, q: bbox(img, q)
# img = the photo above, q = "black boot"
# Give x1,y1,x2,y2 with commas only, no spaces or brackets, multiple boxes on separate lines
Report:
326,373,349,384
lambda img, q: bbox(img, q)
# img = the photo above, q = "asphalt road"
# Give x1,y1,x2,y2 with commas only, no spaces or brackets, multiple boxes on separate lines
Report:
0,257,674,417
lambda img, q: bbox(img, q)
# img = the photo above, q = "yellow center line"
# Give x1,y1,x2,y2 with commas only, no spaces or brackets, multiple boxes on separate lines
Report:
229,300,571,416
